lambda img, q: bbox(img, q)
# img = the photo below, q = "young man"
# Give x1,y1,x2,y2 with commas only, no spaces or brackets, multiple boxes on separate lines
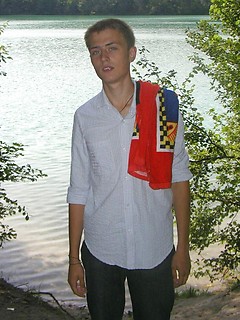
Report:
67,18,192,320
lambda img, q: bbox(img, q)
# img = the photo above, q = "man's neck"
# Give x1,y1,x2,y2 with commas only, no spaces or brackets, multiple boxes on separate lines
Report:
103,79,134,112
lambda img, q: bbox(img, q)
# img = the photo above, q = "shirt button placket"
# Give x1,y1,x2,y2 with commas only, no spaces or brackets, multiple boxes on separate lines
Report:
121,119,135,268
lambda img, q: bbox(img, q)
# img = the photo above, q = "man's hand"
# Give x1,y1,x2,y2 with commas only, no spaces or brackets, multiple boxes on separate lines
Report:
171,249,191,288
68,263,87,297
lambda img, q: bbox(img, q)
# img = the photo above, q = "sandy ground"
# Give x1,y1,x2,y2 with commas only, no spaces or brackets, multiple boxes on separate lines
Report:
171,288,240,320
0,278,239,320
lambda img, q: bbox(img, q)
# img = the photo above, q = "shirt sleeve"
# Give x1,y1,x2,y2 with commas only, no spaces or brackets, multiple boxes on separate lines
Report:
172,112,192,183
67,110,91,204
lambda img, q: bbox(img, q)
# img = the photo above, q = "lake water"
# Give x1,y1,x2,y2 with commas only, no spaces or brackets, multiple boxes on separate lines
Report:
0,15,217,309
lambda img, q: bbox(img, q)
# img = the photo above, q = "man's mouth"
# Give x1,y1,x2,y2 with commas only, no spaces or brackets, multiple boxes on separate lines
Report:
103,66,113,71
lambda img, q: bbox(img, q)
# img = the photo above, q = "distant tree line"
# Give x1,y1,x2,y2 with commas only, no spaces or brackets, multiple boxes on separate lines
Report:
0,0,210,15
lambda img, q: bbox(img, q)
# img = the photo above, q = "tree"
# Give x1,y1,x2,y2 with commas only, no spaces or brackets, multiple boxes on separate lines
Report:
133,0,239,283
148,0,210,15
133,0,149,15
186,0,240,281
0,24,47,247
0,0,210,15
111,0,136,15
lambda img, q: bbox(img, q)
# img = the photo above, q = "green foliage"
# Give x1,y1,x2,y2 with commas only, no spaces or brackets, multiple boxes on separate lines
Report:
148,0,210,15
185,0,240,281
0,140,47,247
175,286,210,299
0,0,210,15
133,0,239,283
0,23,12,78
0,25,47,247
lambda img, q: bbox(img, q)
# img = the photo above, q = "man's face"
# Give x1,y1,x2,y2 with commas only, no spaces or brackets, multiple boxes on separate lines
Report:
88,28,136,86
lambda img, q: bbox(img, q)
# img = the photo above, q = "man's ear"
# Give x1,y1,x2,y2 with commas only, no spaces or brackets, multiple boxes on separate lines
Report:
129,46,137,62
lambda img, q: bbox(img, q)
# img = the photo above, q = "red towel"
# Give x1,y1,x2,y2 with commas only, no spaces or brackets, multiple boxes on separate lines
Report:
128,81,179,189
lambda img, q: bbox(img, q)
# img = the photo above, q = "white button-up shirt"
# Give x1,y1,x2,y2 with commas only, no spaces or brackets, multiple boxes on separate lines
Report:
67,81,192,269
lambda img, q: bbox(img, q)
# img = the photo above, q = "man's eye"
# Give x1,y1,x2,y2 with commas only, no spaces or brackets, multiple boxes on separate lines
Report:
108,46,117,52
91,50,100,56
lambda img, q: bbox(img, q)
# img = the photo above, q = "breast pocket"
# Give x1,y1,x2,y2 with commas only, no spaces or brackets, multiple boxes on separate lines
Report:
87,140,116,180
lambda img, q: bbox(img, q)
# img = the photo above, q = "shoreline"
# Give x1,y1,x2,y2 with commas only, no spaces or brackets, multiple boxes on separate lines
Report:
0,277,239,320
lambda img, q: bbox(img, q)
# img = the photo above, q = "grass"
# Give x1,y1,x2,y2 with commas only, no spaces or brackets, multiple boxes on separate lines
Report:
175,286,211,299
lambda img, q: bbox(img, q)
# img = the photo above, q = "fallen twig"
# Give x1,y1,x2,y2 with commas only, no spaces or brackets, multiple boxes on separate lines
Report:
32,291,76,319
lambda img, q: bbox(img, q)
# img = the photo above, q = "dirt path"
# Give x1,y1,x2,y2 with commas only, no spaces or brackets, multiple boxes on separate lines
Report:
0,278,239,320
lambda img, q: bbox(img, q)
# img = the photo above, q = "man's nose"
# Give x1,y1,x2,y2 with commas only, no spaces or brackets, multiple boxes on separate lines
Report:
100,48,110,60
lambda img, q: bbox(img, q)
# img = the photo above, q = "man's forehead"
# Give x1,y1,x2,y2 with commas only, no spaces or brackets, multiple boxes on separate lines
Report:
89,29,124,46
90,42,117,50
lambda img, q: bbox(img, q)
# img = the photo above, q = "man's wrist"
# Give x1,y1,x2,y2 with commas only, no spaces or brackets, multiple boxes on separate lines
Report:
68,254,82,265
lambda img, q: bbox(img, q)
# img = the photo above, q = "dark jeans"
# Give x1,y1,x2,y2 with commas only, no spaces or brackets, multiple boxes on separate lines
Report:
81,242,175,320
